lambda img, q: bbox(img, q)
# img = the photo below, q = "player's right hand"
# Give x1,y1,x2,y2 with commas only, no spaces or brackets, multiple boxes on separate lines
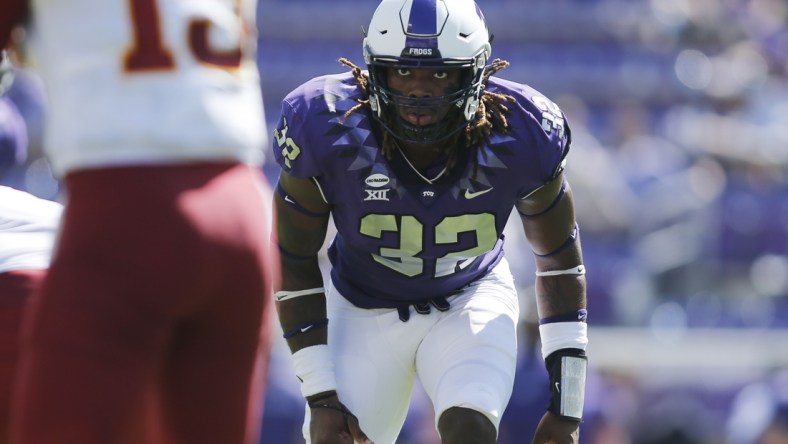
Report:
309,394,374,444
531,411,579,444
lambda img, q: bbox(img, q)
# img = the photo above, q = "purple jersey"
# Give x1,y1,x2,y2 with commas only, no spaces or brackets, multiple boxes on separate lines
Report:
273,72,570,309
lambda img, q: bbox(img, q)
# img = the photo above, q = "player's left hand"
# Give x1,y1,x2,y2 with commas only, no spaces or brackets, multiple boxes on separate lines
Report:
531,411,579,444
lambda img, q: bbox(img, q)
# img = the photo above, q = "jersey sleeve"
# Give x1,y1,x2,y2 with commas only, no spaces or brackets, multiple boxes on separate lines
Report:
271,88,323,179
513,87,573,199
538,108,571,183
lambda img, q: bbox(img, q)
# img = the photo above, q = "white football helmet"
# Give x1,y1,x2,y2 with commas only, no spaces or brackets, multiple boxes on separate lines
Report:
363,0,492,144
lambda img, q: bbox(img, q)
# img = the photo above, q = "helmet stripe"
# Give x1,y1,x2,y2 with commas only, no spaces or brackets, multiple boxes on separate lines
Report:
404,0,438,50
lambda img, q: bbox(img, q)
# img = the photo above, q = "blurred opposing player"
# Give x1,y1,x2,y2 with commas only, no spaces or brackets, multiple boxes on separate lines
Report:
1,1,275,444
0,95,62,444
272,0,589,443
0,188,60,444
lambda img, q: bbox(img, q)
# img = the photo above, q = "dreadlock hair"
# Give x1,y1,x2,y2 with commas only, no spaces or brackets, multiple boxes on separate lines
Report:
338,57,515,174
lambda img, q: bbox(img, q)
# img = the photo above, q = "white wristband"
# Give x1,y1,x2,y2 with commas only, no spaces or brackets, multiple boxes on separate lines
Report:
535,265,586,277
539,322,588,359
291,344,337,398
274,287,324,302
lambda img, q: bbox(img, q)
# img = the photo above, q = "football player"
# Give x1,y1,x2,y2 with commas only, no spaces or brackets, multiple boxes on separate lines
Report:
1,1,275,444
0,95,61,444
271,0,589,443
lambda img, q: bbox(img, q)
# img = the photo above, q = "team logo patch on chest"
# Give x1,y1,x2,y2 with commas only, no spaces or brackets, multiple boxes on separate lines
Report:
364,173,391,201
365,173,390,188
364,189,390,201
419,187,437,206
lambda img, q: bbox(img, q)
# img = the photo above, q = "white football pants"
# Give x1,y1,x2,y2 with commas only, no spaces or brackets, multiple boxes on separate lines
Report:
302,258,520,444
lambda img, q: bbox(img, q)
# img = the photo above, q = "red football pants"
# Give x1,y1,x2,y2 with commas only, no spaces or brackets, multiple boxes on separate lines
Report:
0,269,45,444
11,163,275,444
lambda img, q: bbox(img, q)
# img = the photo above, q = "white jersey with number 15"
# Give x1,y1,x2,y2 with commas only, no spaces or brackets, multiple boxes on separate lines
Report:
27,0,266,177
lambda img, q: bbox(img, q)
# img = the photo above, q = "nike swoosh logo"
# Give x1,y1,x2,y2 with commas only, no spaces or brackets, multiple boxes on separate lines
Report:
284,194,296,204
555,382,560,393
464,188,493,199
300,325,313,333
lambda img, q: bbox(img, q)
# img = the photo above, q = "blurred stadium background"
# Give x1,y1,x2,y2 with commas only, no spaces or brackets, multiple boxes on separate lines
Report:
2,0,787,443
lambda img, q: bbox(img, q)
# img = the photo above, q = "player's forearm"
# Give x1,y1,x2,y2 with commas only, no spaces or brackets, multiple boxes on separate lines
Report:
276,255,328,353
531,240,589,423
520,179,586,318
533,242,586,319
276,257,339,400
277,295,328,351
273,174,339,398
